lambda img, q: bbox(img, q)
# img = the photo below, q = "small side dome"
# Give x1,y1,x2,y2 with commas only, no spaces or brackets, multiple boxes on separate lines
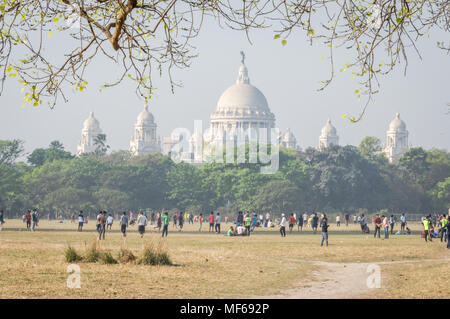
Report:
136,104,154,125
283,128,296,142
83,112,100,130
321,119,337,136
389,113,406,131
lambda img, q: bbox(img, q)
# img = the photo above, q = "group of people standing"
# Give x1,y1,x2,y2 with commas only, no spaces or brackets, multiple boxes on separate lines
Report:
421,214,449,247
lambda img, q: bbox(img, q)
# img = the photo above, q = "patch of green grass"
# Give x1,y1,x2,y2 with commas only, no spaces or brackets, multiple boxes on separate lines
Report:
100,251,118,264
64,245,83,262
138,242,172,266
84,241,101,263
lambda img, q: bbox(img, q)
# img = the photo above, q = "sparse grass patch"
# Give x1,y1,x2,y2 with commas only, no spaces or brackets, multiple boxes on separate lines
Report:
138,241,172,266
100,251,118,264
64,245,83,262
117,248,136,264
84,240,101,263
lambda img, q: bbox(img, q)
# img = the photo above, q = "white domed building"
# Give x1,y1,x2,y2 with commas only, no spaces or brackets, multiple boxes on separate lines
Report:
188,52,278,162
281,128,298,150
129,104,161,156
318,119,339,150
77,112,103,156
383,113,409,163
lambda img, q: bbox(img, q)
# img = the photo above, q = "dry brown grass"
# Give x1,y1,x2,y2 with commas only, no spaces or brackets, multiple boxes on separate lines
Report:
360,261,450,299
0,219,448,298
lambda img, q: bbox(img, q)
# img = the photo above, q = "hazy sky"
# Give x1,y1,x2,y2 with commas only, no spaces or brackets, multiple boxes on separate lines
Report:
1,17,449,157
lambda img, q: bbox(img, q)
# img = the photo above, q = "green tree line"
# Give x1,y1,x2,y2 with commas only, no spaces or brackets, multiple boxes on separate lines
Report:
0,137,449,217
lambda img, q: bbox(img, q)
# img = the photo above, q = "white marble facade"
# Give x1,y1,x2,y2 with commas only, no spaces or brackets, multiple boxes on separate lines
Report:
76,112,103,156
383,113,409,163
129,104,161,156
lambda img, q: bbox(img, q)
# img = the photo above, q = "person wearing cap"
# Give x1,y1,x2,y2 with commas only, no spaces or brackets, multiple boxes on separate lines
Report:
279,213,287,237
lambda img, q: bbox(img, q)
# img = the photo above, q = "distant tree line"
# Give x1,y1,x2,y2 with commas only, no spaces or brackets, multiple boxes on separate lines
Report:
0,137,449,218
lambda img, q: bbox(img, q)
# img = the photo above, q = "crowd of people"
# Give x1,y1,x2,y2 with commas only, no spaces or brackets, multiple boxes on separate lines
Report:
1,208,449,249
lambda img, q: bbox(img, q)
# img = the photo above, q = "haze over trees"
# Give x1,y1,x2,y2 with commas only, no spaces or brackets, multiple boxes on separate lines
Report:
0,137,448,217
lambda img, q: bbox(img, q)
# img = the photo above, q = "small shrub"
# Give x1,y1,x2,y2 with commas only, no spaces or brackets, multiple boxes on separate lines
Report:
64,245,82,262
100,251,118,264
118,248,136,264
138,242,172,266
84,241,100,263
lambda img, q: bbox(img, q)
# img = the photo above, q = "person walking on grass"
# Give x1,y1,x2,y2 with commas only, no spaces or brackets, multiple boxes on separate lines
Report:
119,212,129,237
440,215,448,243
400,213,407,232
172,212,178,229
25,210,31,229
312,213,319,234
31,210,38,232
423,215,432,242
209,212,215,232
374,214,382,238
320,217,330,247
178,212,184,232
251,213,258,232
156,212,162,231
78,211,84,232
244,213,251,236
98,211,107,240
106,214,114,230
382,215,389,239
137,211,147,238
198,213,203,232
279,213,287,237
389,215,395,234
289,213,295,233
215,213,221,234
0,210,4,231
336,214,341,227
162,212,170,237
297,215,304,231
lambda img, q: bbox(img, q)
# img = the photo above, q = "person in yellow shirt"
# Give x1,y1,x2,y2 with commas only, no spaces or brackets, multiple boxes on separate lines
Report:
423,215,432,242
440,215,448,243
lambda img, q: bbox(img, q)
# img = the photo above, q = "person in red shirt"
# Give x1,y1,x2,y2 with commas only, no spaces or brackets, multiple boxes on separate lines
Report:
198,213,203,232
209,212,215,232
289,213,296,233
374,214,382,238
25,211,31,229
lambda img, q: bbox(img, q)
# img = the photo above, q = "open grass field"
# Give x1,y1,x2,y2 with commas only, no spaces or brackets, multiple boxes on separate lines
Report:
0,219,448,299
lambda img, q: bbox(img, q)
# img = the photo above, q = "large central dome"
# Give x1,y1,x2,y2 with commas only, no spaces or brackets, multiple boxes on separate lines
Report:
210,53,275,128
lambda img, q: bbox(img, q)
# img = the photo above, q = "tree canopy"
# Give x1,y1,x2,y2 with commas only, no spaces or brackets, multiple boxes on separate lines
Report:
1,0,448,119
0,137,449,217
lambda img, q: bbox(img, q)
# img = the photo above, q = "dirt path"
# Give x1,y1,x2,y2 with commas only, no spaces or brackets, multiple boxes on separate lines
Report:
253,258,450,299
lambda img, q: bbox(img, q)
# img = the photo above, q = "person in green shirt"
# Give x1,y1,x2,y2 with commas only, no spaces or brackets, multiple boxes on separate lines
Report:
162,212,170,237
227,226,235,237
244,213,252,236
423,215,432,242
31,210,38,232
440,215,448,243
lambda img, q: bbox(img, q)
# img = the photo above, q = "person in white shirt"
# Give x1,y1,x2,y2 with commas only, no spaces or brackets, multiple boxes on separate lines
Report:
279,214,287,237
77,211,84,232
106,214,114,230
137,212,147,238
215,213,221,234
336,215,341,227
400,213,407,232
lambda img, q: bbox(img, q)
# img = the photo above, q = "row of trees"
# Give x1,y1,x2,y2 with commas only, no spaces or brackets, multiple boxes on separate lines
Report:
0,137,449,217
